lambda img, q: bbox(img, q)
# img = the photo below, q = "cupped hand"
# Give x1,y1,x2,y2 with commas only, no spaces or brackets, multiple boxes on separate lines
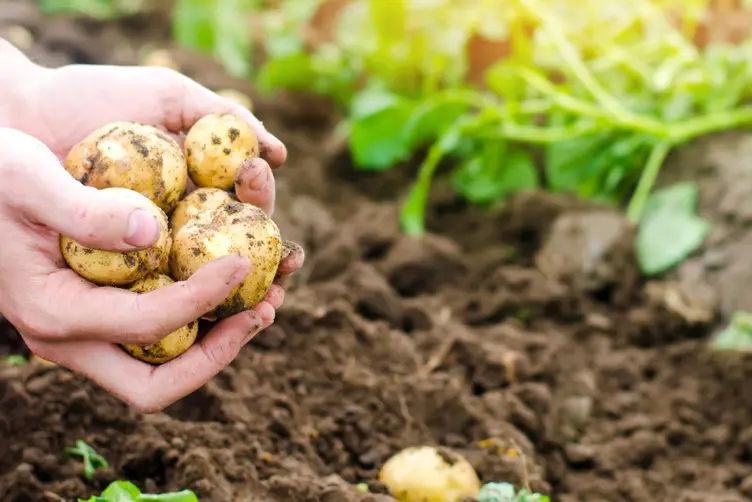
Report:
0,43,304,412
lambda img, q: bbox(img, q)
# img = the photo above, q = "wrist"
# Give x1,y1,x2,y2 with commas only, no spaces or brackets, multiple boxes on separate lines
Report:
0,39,50,130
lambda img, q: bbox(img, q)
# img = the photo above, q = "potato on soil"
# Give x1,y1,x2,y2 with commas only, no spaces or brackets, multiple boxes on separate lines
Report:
183,113,259,191
378,446,481,502
65,121,188,213
120,273,199,364
170,187,236,238
60,188,171,286
170,201,282,320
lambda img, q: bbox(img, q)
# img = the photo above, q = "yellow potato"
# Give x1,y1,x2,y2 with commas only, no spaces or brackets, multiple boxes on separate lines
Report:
183,113,259,191
65,121,188,213
120,273,199,364
170,201,282,320
216,88,253,111
170,187,236,238
60,187,171,286
141,48,180,71
378,446,481,502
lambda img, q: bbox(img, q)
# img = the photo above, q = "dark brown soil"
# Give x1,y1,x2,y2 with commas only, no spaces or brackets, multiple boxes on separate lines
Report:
3,3,752,502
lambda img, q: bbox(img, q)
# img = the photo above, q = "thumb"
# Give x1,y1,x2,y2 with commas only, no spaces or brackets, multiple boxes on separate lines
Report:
0,127,161,252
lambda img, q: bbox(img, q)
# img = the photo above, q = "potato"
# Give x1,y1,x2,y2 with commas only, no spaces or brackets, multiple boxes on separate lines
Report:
157,233,172,275
60,187,171,286
216,88,253,111
65,121,188,213
120,273,199,364
378,446,481,502
183,113,259,191
170,201,282,320
170,187,236,238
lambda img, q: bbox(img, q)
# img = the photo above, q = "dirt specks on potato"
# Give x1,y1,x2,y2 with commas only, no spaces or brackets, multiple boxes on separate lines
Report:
183,113,260,191
64,122,188,213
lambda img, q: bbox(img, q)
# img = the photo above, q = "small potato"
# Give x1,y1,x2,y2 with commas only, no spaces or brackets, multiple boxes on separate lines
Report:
216,88,253,111
378,446,481,502
170,201,282,320
170,187,236,238
183,113,259,190
157,233,172,275
60,187,171,286
65,121,188,213
120,273,199,364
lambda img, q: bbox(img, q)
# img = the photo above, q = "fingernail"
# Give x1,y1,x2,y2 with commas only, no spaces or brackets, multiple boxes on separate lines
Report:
125,209,160,247
248,164,269,191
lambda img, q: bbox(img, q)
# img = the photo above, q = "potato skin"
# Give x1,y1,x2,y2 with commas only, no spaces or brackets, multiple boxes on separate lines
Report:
65,121,188,213
183,113,259,191
378,446,481,502
60,188,171,286
170,187,236,238
120,273,199,364
170,201,282,320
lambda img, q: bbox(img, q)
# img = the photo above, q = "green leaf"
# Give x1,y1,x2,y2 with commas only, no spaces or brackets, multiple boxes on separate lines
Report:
402,89,479,149
172,0,254,78
348,93,416,170
79,481,199,502
712,311,752,351
452,144,539,204
636,182,710,276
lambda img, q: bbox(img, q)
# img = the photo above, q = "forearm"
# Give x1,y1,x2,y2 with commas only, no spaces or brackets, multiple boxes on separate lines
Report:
0,39,48,130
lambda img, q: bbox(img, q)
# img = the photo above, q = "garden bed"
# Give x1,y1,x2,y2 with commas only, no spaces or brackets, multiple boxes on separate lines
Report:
3,2,752,502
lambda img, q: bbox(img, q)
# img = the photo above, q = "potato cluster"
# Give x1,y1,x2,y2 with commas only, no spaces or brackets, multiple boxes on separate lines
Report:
59,115,285,364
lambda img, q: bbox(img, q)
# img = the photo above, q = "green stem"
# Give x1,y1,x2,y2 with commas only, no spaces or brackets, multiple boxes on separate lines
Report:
517,0,633,120
399,144,445,236
626,141,673,222
669,106,752,142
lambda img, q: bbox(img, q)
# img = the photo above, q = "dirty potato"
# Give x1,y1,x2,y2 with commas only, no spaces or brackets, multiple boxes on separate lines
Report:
378,446,481,502
60,187,171,286
170,187,236,238
64,121,188,213
120,273,199,364
183,113,259,191
170,201,282,320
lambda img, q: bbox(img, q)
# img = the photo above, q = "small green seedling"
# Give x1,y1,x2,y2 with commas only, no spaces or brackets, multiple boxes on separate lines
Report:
477,482,550,502
356,482,370,493
64,440,109,480
79,480,198,502
4,355,27,366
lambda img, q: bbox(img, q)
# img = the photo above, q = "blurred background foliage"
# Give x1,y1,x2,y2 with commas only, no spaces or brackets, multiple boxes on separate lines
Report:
34,0,752,274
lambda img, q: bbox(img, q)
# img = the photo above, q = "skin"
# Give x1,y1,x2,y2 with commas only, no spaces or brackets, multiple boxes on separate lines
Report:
0,39,305,413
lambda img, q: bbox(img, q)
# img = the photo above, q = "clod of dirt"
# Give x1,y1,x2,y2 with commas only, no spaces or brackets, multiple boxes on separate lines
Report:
380,234,467,297
535,209,638,305
342,263,403,327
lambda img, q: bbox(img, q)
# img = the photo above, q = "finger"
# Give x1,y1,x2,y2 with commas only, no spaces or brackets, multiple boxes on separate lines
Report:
279,240,306,276
154,68,287,168
233,157,275,216
32,301,276,413
47,255,252,344
265,284,285,310
0,128,162,252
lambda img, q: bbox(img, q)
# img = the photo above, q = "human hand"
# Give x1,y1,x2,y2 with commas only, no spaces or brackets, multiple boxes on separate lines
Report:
0,43,304,412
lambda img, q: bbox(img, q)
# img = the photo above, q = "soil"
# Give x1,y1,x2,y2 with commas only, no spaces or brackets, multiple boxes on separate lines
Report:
3,2,752,502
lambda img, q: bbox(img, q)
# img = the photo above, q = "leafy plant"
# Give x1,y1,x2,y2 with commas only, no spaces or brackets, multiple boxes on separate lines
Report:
3,354,27,366
636,182,710,275
37,0,148,19
79,480,198,502
477,481,550,502
711,311,752,351
64,440,109,480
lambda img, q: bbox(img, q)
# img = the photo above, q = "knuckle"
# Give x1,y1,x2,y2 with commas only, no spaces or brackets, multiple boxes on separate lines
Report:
199,338,234,368
183,280,218,315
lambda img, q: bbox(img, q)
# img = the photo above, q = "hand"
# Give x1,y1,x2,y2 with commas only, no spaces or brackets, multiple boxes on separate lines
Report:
0,44,304,412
